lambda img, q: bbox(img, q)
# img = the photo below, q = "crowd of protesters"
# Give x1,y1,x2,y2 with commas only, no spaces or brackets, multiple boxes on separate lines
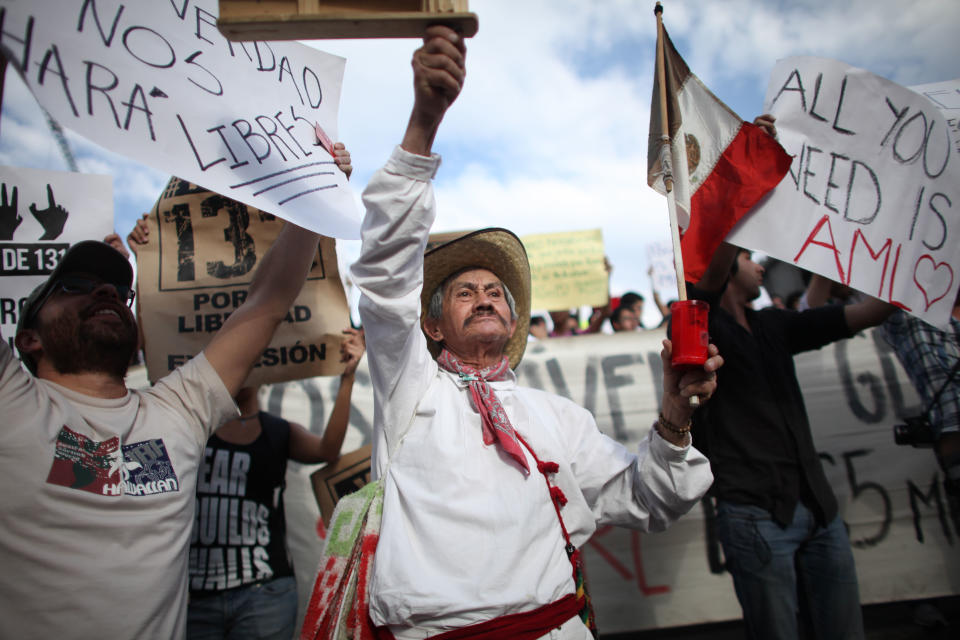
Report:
2,22,957,640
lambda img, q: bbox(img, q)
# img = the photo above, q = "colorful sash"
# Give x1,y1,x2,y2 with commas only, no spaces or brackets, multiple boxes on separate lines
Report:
300,480,383,640
373,594,582,640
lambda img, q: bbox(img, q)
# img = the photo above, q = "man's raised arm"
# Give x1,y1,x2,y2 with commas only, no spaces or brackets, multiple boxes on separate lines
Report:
695,241,740,293
843,294,896,333
202,222,320,396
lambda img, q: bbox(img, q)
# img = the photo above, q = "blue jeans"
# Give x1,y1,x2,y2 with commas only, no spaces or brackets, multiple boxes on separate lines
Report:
187,576,298,640
715,501,864,640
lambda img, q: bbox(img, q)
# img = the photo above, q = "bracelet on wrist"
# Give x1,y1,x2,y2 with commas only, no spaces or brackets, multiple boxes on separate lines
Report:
658,412,692,435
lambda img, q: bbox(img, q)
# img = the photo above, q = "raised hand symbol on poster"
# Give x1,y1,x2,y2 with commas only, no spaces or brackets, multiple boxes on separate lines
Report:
30,185,69,240
0,184,21,241
726,58,959,327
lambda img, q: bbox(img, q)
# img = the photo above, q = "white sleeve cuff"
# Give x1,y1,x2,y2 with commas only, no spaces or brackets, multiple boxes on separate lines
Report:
386,145,442,180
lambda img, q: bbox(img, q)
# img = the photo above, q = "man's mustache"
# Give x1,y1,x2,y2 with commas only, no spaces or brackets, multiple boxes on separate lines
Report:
463,307,508,329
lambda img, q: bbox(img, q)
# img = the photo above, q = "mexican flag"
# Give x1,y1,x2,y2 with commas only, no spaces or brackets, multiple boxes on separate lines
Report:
647,26,792,282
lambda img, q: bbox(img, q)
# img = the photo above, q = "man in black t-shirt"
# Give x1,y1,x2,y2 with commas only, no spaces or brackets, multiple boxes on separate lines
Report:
690,238,893,640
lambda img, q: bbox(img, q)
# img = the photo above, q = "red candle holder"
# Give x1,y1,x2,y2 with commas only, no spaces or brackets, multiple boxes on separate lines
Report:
670,300,710,369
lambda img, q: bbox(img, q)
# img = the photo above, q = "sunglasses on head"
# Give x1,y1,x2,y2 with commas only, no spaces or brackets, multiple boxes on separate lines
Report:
55,275,136,307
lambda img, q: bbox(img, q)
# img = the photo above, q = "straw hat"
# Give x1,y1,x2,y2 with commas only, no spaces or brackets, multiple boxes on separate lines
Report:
421,228,531,369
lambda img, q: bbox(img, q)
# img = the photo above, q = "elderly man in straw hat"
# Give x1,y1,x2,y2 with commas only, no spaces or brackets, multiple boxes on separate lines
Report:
349,26,721,639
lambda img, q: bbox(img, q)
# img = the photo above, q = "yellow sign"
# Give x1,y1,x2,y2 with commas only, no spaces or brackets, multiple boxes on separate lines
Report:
522,229,608,310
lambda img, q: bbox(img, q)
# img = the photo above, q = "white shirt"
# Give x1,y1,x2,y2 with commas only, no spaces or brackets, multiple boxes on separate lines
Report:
0,346,236,639
351,146,713,638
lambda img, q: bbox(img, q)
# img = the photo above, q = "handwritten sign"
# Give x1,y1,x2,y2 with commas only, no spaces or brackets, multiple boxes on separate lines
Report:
911,78,960,116
0,166,113,346
727,58,960,327
136,178,350,387
0,0,359,239
523,229,608,310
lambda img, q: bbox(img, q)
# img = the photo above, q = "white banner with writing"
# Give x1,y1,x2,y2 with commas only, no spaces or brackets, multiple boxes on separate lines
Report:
727,58,960,327
0,165,113,346
0,0,359,238
251,329,960,633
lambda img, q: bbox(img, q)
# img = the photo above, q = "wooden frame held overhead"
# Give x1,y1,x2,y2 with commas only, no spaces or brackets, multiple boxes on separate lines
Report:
217,1,479,41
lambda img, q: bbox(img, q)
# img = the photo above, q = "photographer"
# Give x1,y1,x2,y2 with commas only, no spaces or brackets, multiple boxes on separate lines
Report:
878,290,960,535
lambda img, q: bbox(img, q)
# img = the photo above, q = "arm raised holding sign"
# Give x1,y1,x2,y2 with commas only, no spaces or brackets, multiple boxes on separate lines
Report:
202,221,319,395
333,26,717,639
685,114,892,640
2,181,350,638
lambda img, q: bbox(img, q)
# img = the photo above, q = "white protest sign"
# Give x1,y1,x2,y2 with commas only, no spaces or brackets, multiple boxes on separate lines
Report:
0,0,359,238
910,78,960,150
0,166,113,345
646,241,678,300
726,58,960,327
911,78,960,116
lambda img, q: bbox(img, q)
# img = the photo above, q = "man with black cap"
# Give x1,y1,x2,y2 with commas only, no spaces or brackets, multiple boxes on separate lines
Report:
0,209,335,637
348,26,721,639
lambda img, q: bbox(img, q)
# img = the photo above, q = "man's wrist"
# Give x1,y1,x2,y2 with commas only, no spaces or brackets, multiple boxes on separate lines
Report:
655,412,692,447
661,402,693,430
401,109,443,156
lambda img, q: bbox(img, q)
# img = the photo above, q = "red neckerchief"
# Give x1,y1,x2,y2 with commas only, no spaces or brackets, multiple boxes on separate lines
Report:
436,349,530,473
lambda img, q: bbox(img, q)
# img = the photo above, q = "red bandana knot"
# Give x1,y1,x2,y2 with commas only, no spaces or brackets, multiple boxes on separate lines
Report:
437,349,530,473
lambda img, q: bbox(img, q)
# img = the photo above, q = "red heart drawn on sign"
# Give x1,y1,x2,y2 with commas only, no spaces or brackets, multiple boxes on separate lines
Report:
912,255,954,312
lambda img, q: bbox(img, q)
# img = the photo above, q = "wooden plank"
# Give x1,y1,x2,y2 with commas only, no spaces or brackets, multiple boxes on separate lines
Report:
218,1,478,40
218,12,478,41
423,0,469,11
221,1,427,18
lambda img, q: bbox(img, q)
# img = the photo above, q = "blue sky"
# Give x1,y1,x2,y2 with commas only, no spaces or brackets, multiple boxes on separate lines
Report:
1,0,958,327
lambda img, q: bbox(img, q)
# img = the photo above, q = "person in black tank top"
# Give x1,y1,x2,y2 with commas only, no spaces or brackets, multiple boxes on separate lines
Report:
187,328,365,640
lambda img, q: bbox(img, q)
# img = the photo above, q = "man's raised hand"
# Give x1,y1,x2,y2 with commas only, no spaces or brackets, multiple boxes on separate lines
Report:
402,25,467,156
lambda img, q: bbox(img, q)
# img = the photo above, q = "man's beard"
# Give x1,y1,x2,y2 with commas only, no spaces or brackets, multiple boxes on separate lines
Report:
39,309,138,379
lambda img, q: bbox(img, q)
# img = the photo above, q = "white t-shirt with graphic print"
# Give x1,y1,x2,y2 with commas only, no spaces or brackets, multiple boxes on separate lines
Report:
0,342,236,639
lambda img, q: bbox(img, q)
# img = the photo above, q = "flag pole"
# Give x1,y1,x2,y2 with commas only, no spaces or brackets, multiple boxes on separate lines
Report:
654,2,688,302
655,3,699,408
